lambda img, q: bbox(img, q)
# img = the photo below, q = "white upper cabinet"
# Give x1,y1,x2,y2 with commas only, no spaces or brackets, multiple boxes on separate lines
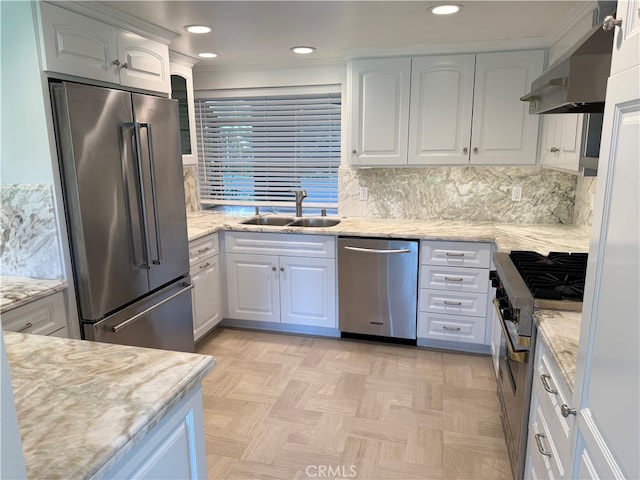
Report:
349,50,543,167
540,113,584,173
115,30,170,93
38,2,171,93
470,50,544,165
349,57,411,166
408,55,475,165
609,0,640,76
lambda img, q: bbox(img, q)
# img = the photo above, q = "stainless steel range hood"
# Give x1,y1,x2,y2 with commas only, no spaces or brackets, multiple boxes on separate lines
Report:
520,2,616,115
520,24,613,114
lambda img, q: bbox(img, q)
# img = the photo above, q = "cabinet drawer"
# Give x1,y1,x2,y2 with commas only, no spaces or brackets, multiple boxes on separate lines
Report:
225,232,335,258
534,341,573,464
2,292,67,336
419,289,487,317
421,241,491,268
417,312,485,344
189,233,219,266
419,266,489,293
527,401,564,479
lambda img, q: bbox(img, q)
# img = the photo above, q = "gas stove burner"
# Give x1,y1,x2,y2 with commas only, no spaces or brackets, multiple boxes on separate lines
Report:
509,250,588,302
526,272,585,300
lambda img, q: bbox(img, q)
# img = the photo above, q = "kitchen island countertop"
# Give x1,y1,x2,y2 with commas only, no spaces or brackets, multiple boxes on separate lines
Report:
4,331,215,479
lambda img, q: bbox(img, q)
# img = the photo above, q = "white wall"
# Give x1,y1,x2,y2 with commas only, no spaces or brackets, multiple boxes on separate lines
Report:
0,0,54,184
193,63,345,91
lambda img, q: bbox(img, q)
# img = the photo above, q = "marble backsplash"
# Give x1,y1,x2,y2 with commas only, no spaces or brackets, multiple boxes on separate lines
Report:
184,165,200,213
339,165,578,224
573,175,597,231
1,184,63,279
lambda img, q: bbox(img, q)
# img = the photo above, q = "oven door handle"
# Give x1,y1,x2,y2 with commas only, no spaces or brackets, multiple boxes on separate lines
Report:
493,299,529,363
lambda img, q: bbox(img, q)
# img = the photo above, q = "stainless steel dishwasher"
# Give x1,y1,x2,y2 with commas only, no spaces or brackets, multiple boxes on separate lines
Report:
338,237,418,341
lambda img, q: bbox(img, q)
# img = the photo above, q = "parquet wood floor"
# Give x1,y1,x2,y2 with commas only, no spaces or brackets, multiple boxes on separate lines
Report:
197,327,512,480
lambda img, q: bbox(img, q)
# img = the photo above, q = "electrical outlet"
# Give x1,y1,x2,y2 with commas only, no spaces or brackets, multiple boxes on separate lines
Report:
359,186,368,201
511,186,523,202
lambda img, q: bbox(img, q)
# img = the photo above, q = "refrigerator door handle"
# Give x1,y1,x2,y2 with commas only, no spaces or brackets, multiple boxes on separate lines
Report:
132,122,153,269
139,122,163,266
108,283,193,333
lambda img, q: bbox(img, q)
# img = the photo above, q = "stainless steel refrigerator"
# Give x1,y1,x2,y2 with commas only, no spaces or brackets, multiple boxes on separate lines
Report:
50,81,194,352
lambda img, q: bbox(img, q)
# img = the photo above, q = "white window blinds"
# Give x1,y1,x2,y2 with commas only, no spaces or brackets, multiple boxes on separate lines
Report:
195,89,341,207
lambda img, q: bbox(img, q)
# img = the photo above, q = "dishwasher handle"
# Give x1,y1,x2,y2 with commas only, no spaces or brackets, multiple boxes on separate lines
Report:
344,246,412,254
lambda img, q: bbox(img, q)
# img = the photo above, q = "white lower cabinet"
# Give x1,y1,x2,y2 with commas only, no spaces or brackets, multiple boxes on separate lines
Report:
225,232,336,329
1,291,67,337
525,333,574,479
417,240,491,351
189,233,221,342
102,385,207,479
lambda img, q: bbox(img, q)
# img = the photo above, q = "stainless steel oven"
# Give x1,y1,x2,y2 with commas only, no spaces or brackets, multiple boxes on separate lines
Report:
491,250,587,479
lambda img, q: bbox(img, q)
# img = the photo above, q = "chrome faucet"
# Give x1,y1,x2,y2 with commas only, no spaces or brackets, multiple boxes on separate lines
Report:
290,189,307,217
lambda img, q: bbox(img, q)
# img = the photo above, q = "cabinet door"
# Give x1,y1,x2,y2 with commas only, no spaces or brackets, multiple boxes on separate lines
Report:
540,114,584,172
568,41,640,480
349,57,411,166
609,0,640,77
38,2,119,84
226,253,280,323
116,30,171,93
470,50,544,165
279,256,336,328
408,55,475,165
192,256,221,342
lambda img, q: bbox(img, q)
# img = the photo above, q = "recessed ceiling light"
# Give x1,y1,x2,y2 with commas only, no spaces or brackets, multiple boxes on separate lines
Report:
430,4,462,15
198,52,218,58
291,46,316,55
185,25,212,34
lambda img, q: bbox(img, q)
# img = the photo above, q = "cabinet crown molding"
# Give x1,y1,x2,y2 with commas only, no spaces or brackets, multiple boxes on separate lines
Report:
44,0,179,44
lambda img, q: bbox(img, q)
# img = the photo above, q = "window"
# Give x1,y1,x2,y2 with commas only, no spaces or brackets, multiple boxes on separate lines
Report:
195,87,341,208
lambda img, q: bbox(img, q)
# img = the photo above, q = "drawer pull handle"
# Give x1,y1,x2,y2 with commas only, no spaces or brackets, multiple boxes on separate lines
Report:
444,300,463,306
444,277,464,282
561,404,577,417
17,322,33,332
199,262,211,269
540,374,558,394
535,433,552,457
443,326,461,331
197,247,211,253
445,252,465,257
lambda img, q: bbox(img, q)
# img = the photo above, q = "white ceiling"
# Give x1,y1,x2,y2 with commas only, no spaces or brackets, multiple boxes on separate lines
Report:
102,0,584,70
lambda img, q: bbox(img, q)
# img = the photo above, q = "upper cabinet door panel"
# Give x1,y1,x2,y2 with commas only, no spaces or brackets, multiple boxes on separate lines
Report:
39,2,119,83
610,0,640,76
117,31,171,93
470,50,544,165
350,58,411,166
408,55,475,165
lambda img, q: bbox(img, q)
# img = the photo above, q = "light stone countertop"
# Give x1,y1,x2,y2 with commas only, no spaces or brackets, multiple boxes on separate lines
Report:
0,275,67,313
534,309,582,393
4,331,215,479
187,211,591,254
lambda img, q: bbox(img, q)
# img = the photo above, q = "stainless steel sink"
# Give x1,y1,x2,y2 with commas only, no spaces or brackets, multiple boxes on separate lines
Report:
287,217,341,228
240,216,295,226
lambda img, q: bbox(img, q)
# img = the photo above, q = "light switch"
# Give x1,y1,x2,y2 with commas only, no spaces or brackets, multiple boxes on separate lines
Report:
359,186,368,201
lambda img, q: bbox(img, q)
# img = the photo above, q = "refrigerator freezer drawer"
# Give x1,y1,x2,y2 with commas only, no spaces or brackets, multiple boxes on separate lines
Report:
84,278,194,352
